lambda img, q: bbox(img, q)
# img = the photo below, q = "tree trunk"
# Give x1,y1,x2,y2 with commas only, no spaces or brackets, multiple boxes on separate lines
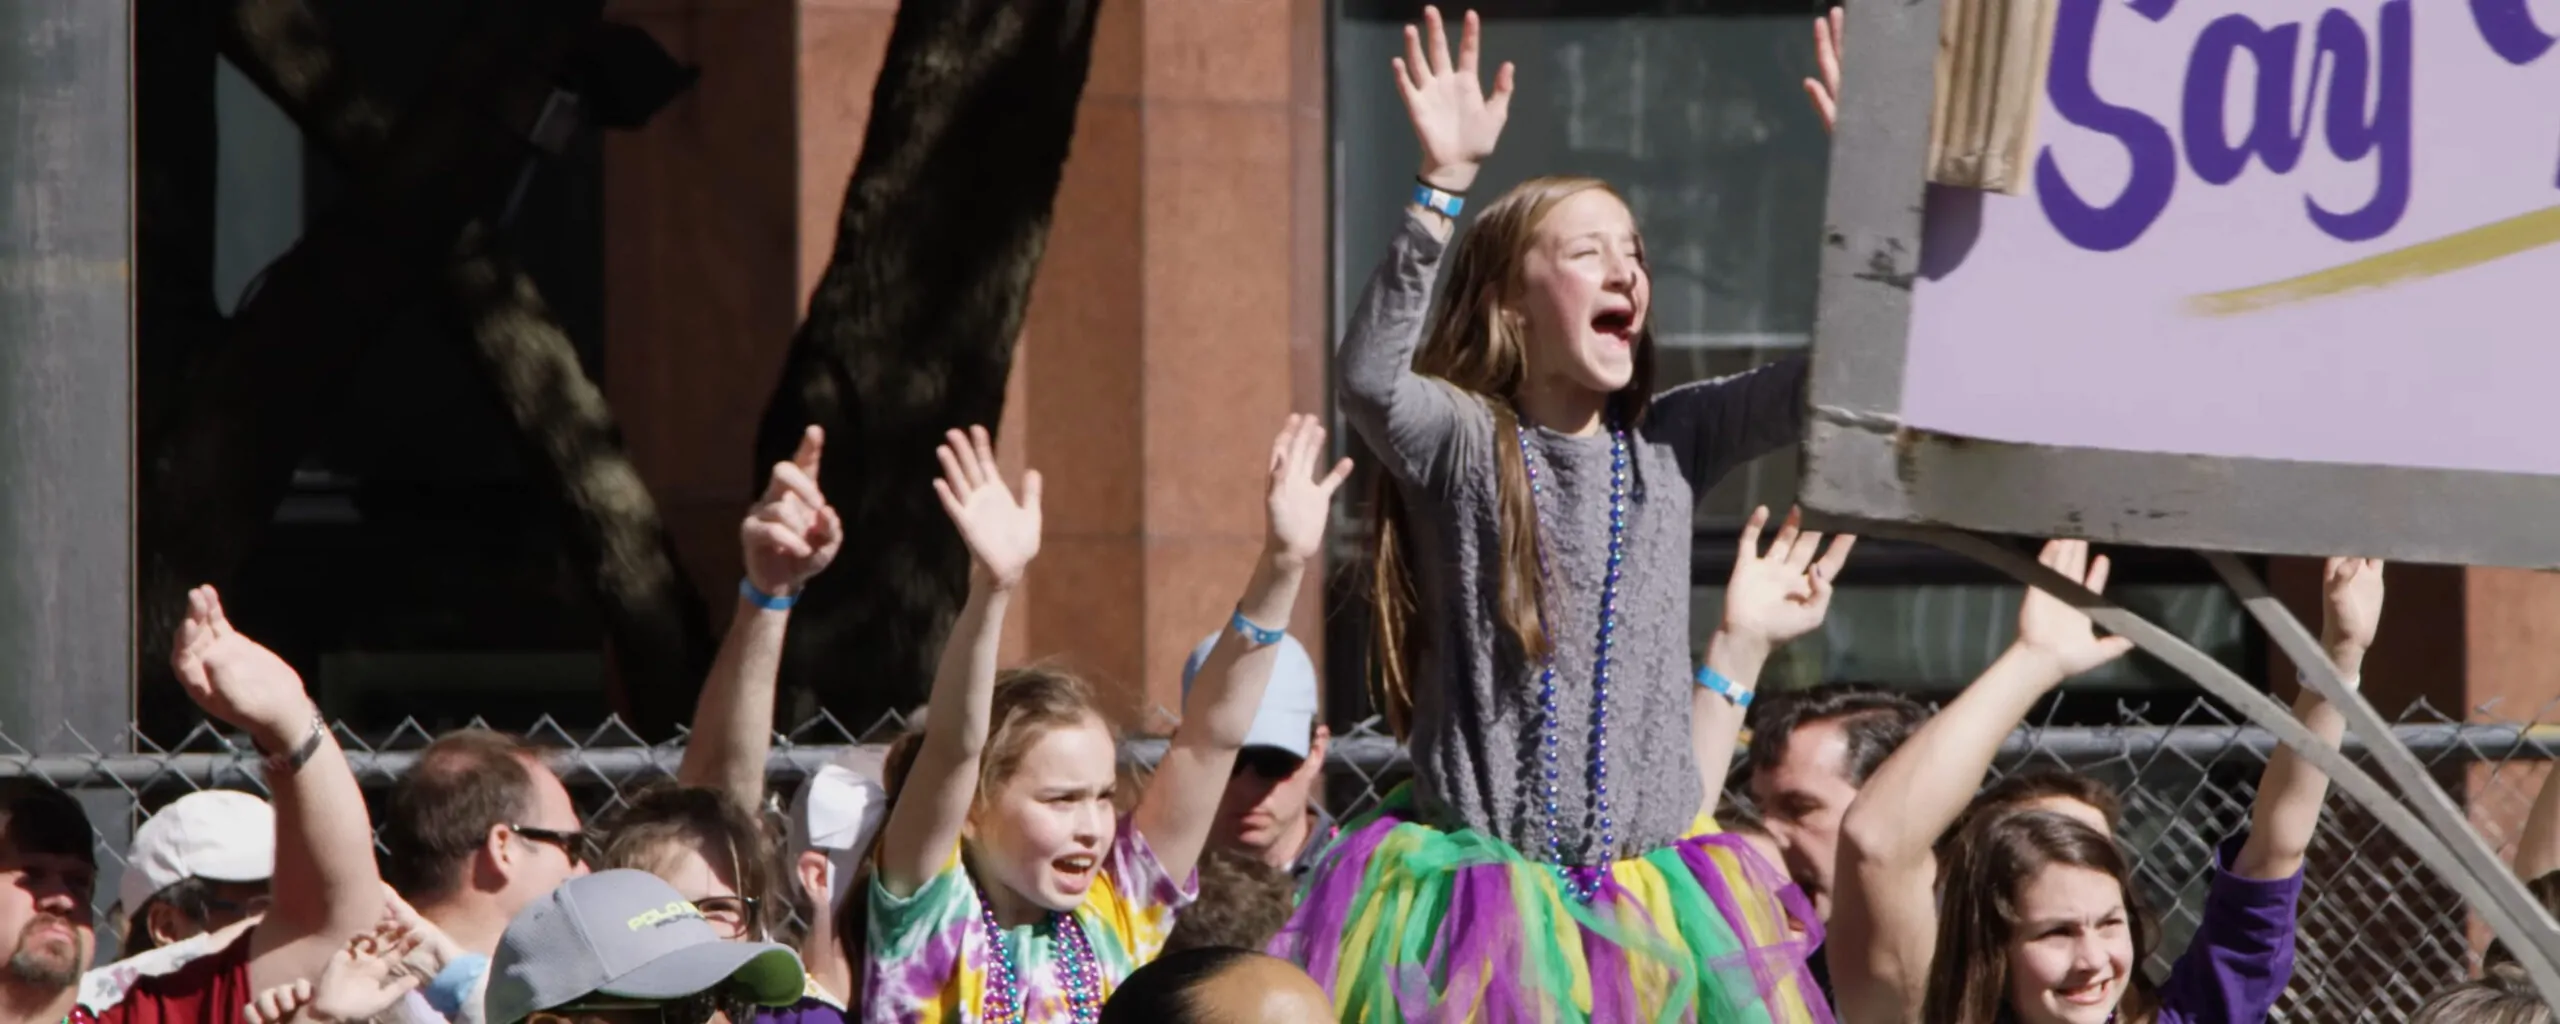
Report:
214,0,714,737
137,5,612,741
443,227,713,735
757,0,1106,727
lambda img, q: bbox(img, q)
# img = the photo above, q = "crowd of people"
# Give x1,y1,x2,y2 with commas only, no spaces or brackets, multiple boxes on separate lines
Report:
0,6,2550,1023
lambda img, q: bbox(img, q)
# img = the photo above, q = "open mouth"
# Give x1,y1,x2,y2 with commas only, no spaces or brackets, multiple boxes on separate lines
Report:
1051,852,1098,886
1590,309,1637,342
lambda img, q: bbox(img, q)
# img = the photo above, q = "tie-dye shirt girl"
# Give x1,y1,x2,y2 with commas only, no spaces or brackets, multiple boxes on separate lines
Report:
859,817,1194,1023
863,421,1344,1024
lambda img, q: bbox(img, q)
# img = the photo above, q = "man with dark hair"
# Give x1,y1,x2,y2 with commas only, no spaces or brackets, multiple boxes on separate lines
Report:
379,729,589,1023
1743,683,1929,923
0,779,97,1024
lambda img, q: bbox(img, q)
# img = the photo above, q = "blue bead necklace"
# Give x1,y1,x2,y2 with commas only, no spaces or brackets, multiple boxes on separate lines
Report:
1515,421,1628,902
977,888,1103,1024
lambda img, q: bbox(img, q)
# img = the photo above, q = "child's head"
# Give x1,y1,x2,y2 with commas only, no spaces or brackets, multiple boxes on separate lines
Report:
1370,175,1657,737
1924,809,2156,1024
1415,176,1656,411
1944,769,2121,867
597,785,776,942
1718,802,1790,884
1163,848,1297,954
964,667,1120,913
2413,963,2552,1024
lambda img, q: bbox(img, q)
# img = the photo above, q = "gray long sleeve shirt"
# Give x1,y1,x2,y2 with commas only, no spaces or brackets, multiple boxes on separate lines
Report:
1341,210,1807,865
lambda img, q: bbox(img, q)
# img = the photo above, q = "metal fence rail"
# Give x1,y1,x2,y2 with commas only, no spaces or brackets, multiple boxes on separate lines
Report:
4,699,2550,1022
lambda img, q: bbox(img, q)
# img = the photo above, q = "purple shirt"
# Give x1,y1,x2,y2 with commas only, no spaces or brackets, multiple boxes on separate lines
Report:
2157,834,2304,1024
757,996,849,1024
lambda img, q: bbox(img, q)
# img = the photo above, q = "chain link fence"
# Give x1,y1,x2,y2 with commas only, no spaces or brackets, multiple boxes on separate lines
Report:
6,698,2554,1022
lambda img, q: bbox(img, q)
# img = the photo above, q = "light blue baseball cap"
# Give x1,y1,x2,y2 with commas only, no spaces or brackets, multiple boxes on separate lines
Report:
1180,631,1320,758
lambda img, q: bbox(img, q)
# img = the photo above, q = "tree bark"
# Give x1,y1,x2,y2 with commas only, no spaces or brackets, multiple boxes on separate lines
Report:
756,0,1106,727
137,5,614,740
442,228,713,734
214,0,714,736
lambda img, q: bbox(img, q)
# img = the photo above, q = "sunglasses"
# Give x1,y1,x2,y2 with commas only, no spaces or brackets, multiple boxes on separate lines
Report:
510,824,593,864
183,890,273,923
1233,747,1307,781
530,987,758,1024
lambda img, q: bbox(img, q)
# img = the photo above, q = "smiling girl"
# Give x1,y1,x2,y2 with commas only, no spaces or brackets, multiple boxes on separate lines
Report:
863,416,1352,1023
1830,541,2374,1024
1266,7,1827,1021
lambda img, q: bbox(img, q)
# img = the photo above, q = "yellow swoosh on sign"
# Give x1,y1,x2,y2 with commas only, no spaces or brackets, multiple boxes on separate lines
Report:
2185,203,2560,317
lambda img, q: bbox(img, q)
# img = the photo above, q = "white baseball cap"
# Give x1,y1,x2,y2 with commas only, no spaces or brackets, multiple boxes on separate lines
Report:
783,748,892,913
117,790,275,917
1180,631,1320,759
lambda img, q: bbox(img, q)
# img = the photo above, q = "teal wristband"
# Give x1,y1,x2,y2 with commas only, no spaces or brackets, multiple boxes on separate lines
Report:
740,578,798,611
1413,183,1465,218
1230,608,1285,647
1695,665,1753,709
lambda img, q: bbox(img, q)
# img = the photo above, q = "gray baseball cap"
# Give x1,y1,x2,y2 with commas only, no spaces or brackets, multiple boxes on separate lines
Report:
485,870,804,1024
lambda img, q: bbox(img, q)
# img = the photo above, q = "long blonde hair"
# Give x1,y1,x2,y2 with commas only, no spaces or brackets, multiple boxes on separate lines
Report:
1368,175,1657,737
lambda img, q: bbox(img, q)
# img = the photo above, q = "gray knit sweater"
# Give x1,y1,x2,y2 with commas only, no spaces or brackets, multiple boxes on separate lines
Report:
1341,210,1807,865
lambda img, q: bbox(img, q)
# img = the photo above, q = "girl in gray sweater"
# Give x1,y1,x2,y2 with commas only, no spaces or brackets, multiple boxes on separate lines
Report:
1265,7,1835,1023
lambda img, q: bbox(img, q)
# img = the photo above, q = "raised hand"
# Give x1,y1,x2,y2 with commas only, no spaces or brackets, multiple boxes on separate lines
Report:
1803,7,1844,133
2014,539,2136,677
931,426,1043,590
2321,557,2384,673
744,425,845,597
171,586,315,742
1265,414,1354,569
301,922,426,1024
1397,7,1515,194
1721,506,1856,648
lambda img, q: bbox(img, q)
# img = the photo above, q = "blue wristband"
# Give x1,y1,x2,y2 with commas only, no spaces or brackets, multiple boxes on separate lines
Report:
1412,183,1465,219
740,578,799,611
1231,608,1286,647
1695,665,1754,709
424,953,490,1017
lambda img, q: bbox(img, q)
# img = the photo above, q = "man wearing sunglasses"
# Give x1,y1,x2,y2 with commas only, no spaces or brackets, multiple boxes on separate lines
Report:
484,870,802,1024
1178,632,1334,876
380,730,594,1024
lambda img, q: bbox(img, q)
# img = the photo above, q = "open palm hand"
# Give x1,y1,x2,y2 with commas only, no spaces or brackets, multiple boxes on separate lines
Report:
1265,414,1354,567
932,425,1043,589
1721,506,1855,648
1396,7,1514,192
2015,539,2136,677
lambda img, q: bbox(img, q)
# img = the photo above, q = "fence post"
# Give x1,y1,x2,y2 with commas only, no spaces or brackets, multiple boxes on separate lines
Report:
0,0,139,954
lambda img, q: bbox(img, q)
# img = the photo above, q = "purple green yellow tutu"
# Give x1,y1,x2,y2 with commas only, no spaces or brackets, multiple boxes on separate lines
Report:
1268,784,1830,1024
